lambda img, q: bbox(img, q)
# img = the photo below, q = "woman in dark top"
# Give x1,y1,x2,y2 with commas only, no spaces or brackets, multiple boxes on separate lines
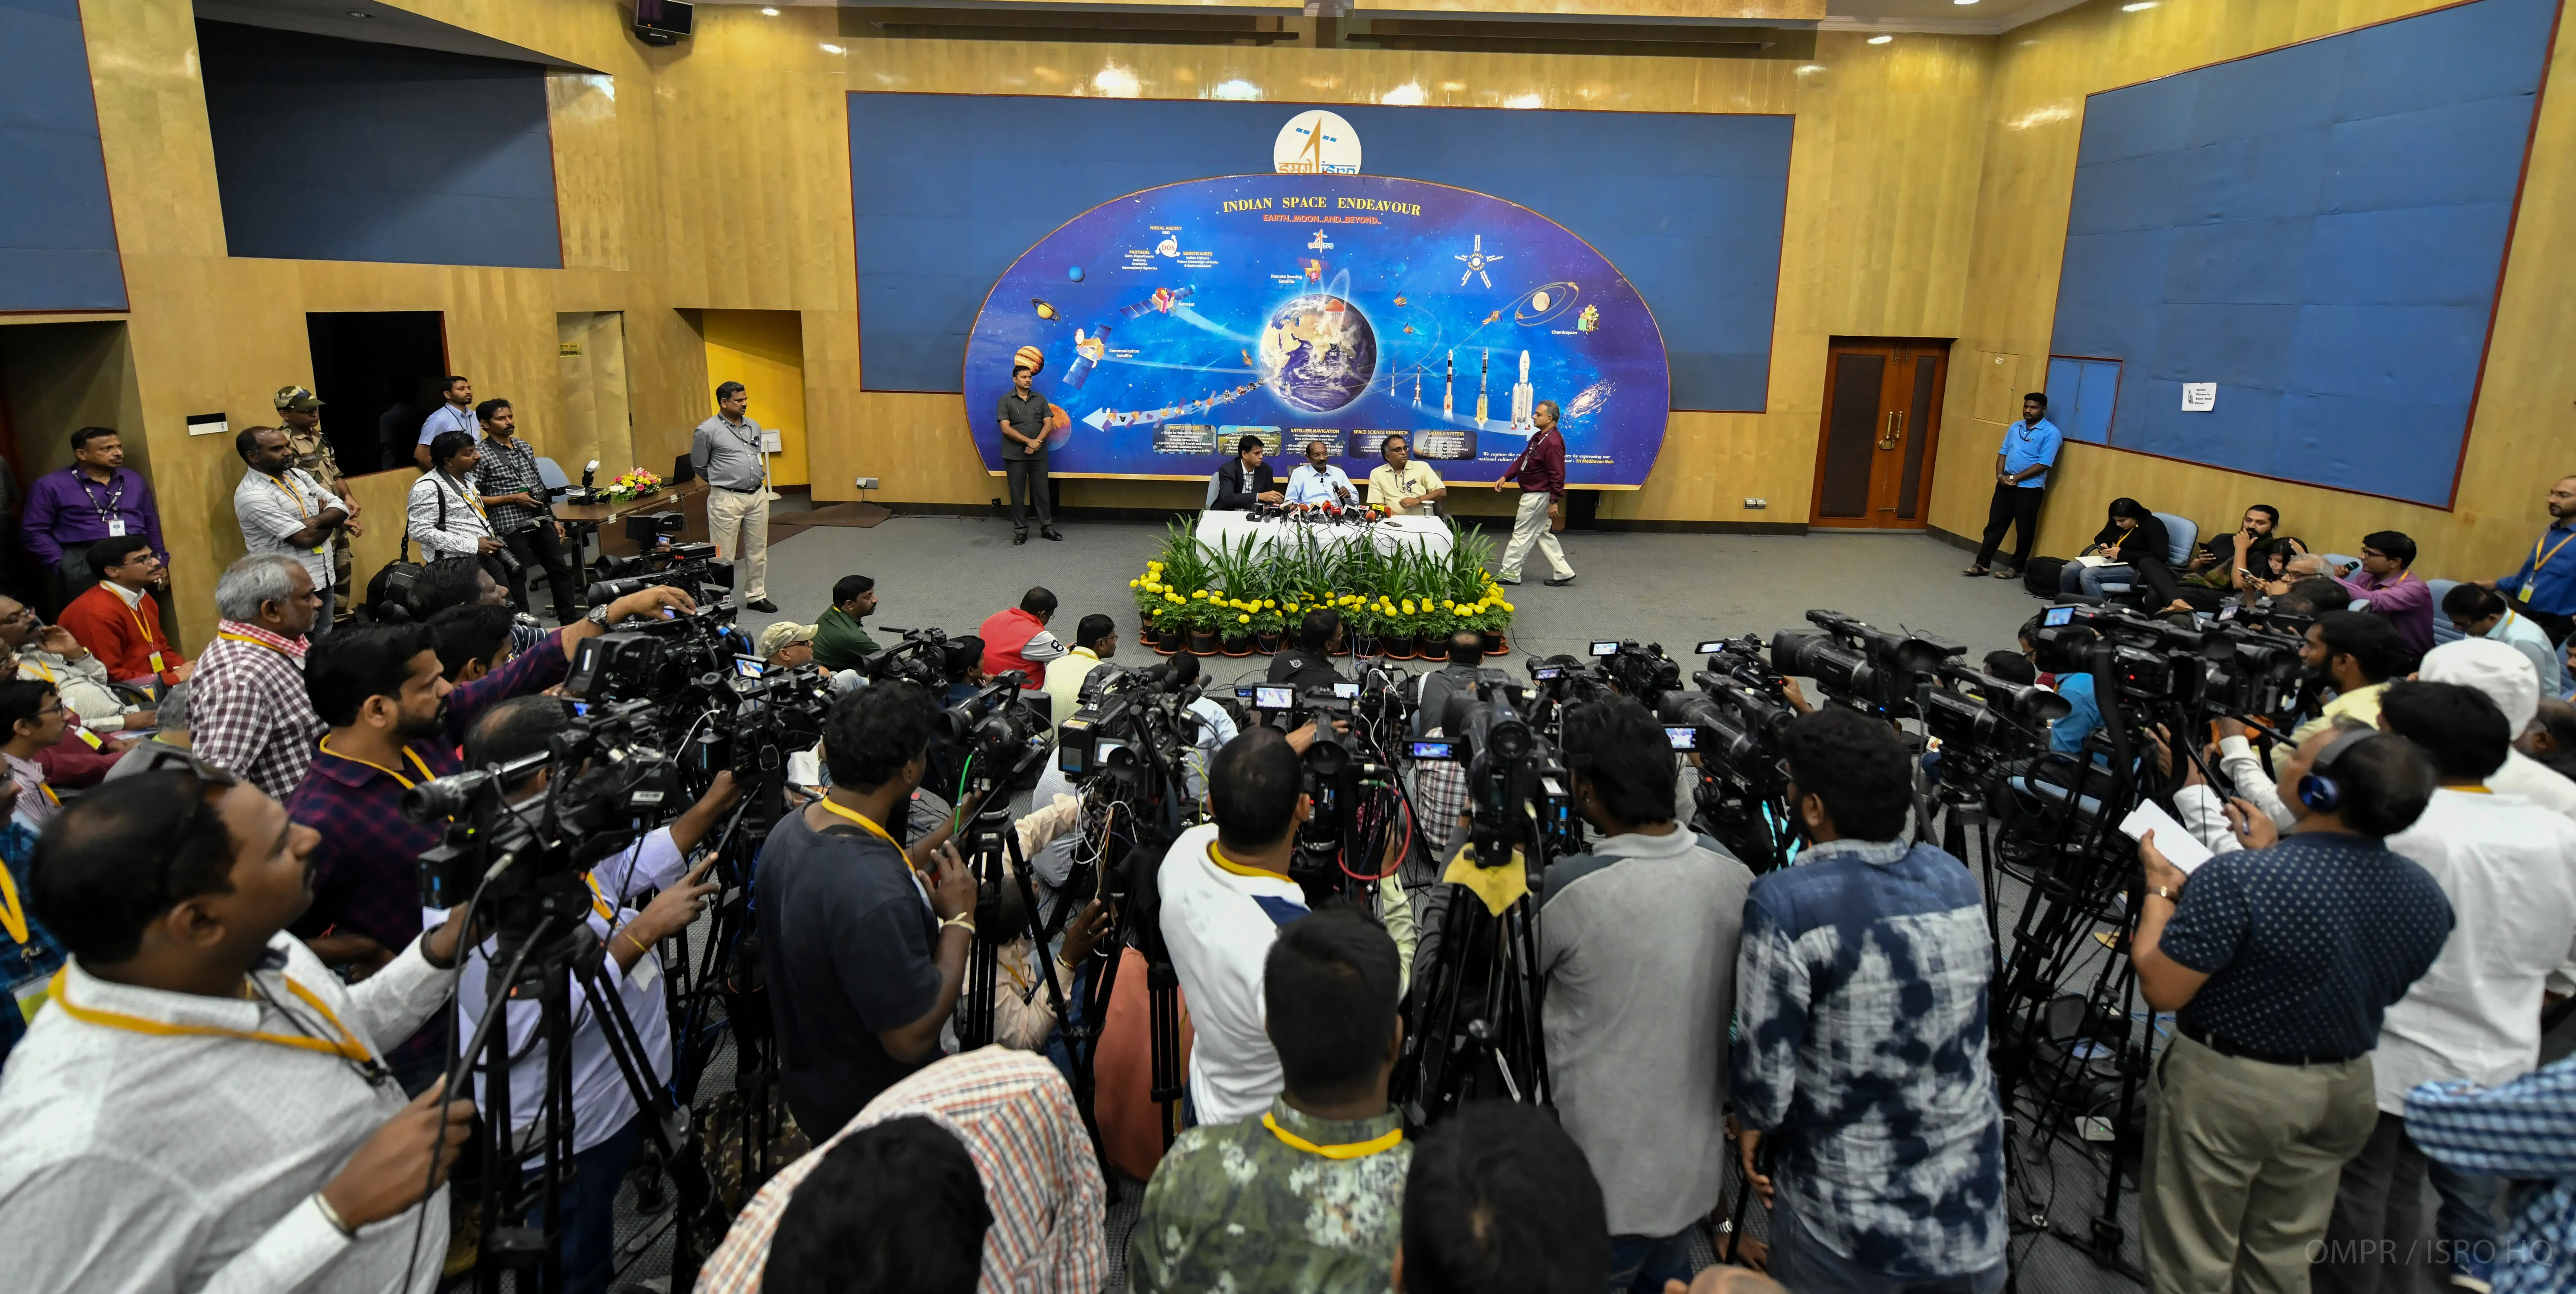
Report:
2059,497,2185,604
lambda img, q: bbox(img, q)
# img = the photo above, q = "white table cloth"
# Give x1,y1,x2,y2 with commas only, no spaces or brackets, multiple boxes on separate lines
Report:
1193,510,1454,560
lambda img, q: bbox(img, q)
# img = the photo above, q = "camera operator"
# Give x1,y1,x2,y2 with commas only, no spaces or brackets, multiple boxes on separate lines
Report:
939,635,984,708
1041,613,1116,726
1540,697,1753,1292
1734,707,2005,1294
431,697,741,1294
0,760,477,1293
2315,682,2576,1294
1162,649,1240,807
757,683,976,1141
1159,727,1311,1125
1269,607,1350,690
287,584,697,1093
980,587,1066,685
425,603,516,684
2046,620,2104,756
811,574,880,673
1398,1100,1611,1294
1411,629,1487,739
2133,724,2448,1293
2277,610,2406,770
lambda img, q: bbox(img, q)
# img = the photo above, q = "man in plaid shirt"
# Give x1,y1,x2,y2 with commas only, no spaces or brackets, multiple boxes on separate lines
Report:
2409,1057,2576,1294
191,555,327,802
471,399,582,624
286,583,694,1092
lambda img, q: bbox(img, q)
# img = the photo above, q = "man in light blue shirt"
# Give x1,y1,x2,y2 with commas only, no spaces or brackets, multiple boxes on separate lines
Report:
412,375,481,471
1281,439,1357,508
1966,393,2060,581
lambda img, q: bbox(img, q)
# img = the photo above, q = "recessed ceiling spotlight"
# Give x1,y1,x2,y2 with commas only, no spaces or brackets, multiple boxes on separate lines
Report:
820,42,843,53
760,5,779,13
1868,34,1894,44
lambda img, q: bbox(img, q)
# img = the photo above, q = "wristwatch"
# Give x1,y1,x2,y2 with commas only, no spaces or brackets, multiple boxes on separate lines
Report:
586,603,612,628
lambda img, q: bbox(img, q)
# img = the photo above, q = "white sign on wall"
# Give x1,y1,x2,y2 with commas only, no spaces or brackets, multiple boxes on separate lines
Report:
2181,382,2217,412
1274,110,1361,175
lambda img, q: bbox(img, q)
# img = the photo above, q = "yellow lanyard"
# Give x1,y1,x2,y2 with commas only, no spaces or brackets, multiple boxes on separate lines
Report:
116,594,165,673
582,872,617,922
2456,785,2494,794
217,631,297,658
442,473,490,523
1209,845,1291,883
47,968,380,1067
266,472,313,520
0,858,26,945
1262,1112,1404,1160
816,796,900,848
2522,530,2576,602
316,737,435,790
18,660,53,685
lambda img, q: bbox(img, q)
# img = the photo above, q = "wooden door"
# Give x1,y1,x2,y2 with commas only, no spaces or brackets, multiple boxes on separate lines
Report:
1810,339,1950,529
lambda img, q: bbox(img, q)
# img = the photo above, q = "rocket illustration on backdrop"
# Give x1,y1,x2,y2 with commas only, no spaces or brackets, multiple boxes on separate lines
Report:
1443,352,1455,418
1475,349,1490,427
1510,350,1535,431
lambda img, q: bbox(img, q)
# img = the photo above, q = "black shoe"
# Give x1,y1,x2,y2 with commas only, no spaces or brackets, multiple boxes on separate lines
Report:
1041,527,1064,542
1544,574,1577,587
746,598,779,613
1014,529,1028,546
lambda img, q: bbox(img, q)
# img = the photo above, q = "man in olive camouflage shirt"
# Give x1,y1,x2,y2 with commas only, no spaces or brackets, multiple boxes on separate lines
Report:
1130,908,1411,1294
274,387,362,625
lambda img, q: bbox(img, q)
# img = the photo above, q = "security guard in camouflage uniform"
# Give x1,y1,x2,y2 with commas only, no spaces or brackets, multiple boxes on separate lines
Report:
1129,909,1412,1294
273,386,363,625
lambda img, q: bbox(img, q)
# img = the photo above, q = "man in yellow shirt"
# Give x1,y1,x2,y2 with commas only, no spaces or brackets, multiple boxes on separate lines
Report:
1041,614,1116,726
1366,435,1447,517
2276,610,2406,774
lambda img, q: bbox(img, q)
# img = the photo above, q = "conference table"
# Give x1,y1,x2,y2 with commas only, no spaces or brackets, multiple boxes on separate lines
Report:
1192,510,1455,560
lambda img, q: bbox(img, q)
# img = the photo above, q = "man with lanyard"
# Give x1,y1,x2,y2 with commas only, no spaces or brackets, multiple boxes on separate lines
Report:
0,754,478,1293
2480,474,2576,646
276,386,364,629
234,425,356,639
1130,909,1411,1294
995,361,1063,546
192,554,329,803
58,535,189,691
0,593,155,736
411,375,480,472
692,381,781,613
1964,393,2061,581
1497,399,1576,587
20,426,166,611
812,574,881,673
287,584,694,1094
1366,433,1447,516
1282,439,1358,509
471,398,582,625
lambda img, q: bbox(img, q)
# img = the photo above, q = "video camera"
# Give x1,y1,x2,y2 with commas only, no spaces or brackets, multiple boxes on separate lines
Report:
584,525,733,609
1771,609,1963,716
1056,661,1214,793
862,626,951,689
941,672,1054,798
1656,637,1799,870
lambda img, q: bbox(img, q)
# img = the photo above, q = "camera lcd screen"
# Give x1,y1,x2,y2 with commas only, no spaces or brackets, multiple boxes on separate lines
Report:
1695,640,1729,655
1666,726,1698,751
569,702,591,717
1255,685,1295,710
1589,640,1621,657
733,655,766,678
2043,606,2075,628
1531,665,1564,680
1408,740,1457,761
1333,682,1360,699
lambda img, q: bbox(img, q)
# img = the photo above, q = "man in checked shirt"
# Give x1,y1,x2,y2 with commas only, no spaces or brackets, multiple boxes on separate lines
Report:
180,555,327,803
472,399,583,625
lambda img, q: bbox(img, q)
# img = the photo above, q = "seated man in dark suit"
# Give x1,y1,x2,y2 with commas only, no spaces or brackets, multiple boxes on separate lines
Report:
1212,435,1283,511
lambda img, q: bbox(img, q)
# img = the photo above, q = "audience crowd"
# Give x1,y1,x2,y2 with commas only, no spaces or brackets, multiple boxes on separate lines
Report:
0,387,2572,1294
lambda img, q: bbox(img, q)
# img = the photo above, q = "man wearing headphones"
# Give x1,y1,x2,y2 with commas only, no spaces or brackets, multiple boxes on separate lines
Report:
2131,723,2453,1294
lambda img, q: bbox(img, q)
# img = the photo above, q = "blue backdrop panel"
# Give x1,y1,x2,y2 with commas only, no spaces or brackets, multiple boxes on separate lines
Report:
0,0,124,311
849,94,1791,412
2048,0,2554,505
198,21,561,270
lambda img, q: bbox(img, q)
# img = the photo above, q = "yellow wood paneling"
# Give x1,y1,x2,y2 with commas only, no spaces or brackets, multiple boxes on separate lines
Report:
701,309,811,488
1932,0,2576,580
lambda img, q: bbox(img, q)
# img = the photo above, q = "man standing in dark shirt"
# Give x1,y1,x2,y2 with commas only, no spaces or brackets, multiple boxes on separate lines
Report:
996,364,1061,546
1498,400,1574,587
2133,722,2451,1294
757,682,976,1138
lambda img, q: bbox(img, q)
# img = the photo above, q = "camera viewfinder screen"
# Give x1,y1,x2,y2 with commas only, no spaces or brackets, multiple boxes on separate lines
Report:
1333,682,1360,699
733,655,766,678
1532,665,1563,680
1255,685,1294,710
1666,726,1697,751
1589,640,1620,656
2043,606,2075,627
1695,640,1728,655
1408,740,1457,760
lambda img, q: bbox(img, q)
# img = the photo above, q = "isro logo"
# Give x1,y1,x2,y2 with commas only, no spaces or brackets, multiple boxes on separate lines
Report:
1274,110,1361,175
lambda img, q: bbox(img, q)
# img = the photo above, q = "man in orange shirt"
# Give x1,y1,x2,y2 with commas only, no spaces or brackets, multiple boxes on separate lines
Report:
56,535,187,691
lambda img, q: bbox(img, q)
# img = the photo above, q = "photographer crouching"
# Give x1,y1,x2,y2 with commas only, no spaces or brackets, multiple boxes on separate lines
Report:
431,697,744,1294
0,754,478,1292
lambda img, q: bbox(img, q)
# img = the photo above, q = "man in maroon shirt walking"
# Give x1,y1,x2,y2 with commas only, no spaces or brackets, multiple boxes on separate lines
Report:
1499,400,1577,587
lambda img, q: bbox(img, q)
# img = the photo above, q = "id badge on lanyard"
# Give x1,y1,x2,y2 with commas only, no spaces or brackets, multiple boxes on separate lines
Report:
105,519,125,537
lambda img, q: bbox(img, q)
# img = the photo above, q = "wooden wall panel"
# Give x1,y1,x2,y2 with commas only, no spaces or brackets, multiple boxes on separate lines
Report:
1932,0,2576,580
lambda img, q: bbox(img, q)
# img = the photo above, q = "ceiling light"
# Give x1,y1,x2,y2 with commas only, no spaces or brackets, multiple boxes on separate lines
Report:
819,43,843,53
1868,34,1893,44
2122,1,2157,8
760,5,778,13
1954,0,1979,5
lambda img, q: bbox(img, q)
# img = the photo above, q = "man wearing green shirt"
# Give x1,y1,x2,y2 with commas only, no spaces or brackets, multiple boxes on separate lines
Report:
811,575,880,674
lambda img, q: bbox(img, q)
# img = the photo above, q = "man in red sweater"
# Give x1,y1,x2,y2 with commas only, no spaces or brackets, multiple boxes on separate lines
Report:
978,586,1066,686
57,535,187,690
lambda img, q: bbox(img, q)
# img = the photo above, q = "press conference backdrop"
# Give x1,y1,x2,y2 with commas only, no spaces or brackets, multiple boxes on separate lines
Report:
0,0,123,312
848,94,1792,415
2046,0,2553,507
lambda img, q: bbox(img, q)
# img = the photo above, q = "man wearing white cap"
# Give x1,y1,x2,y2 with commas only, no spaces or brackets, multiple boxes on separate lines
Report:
2418,637,2576,822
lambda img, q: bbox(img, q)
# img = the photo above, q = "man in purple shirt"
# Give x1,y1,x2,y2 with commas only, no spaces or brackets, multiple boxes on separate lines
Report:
1499,399,1576,588
20,427,165,610
286,582,696,1092
2336,529,2434,665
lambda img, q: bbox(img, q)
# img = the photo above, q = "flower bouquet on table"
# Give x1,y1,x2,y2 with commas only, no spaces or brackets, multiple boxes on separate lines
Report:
598,467,664,504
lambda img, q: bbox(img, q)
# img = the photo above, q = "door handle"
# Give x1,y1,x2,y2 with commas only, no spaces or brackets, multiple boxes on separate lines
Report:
1878,411,1905,450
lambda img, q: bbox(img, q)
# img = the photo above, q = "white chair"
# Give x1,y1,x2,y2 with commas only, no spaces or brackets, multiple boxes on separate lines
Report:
1205,471,1221,510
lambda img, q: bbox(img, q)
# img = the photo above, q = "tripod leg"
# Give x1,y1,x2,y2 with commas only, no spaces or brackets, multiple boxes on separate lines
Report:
573,945,719,1286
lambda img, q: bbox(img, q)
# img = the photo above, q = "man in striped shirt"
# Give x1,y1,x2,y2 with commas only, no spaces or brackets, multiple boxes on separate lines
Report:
190,556,327,803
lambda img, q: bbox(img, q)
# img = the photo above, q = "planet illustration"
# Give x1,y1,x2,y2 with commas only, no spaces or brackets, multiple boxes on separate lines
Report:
1045,402,1074,450
1013,345,1045,375
1514,281,1581,327
1031,298,1059,321
1068,266,1085,282
1256,294,1378,414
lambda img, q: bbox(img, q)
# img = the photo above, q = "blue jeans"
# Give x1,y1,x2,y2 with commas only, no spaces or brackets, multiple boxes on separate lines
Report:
1768,1196,2006,1294
531,1111,645,1294
1606,1229,1696,1293
2319,1112,2500,1294
306,585,337,640
2060,561,2135,599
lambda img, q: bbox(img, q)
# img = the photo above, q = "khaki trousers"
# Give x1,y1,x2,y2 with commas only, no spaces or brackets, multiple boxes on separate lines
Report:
1498,490,1572,581
2143,1032,2379,1294
706,485,771,602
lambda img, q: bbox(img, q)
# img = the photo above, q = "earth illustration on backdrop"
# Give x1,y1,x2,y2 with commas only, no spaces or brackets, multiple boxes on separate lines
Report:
1257,294,1377,414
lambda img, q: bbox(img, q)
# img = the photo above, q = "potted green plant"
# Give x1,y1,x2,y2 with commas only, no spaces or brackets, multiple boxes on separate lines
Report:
1251,601,1286,653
